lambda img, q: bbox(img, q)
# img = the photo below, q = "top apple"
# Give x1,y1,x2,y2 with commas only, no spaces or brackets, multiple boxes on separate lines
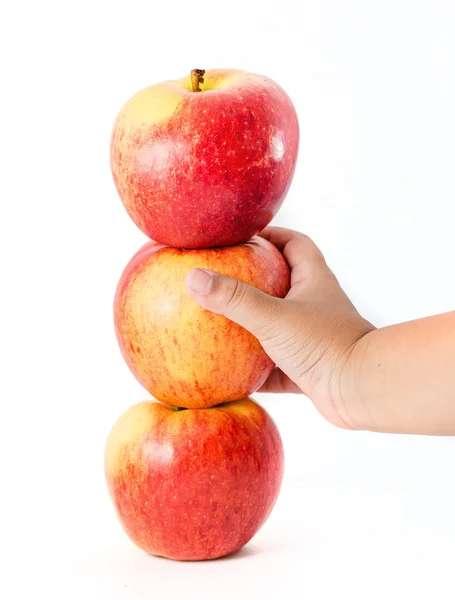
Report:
110,69,299,249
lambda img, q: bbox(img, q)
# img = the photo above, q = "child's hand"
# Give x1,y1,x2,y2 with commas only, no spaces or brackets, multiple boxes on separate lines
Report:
186,227,375,429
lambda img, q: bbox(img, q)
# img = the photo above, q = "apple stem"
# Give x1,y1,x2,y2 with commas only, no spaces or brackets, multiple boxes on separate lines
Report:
191,69,205,92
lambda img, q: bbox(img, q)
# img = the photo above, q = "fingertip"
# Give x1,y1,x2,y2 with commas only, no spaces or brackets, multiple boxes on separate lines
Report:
258,226,307,253
257,368,303,394
257,226,275,241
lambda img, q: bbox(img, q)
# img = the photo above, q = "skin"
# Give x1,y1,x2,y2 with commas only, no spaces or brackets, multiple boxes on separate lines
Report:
105,398,284,561
110,69,299,248
114,236,290,408
186,226,455,435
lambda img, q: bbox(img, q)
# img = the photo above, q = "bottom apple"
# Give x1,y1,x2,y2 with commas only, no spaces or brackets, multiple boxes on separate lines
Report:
105,398,284,561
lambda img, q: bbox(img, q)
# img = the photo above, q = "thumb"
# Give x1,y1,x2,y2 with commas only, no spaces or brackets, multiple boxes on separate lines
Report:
185,268,282,341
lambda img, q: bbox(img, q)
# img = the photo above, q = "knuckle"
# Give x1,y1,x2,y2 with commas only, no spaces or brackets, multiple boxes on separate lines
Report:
252,301,285,340
223,278,249,311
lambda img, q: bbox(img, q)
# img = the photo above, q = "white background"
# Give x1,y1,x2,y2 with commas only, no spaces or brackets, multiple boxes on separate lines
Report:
1,0,455,598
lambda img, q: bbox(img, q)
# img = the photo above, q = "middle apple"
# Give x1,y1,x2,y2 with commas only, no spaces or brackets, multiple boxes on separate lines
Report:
114,237,290,408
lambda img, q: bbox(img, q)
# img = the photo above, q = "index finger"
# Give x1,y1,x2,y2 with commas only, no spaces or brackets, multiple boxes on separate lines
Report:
259,226,298,250
259,226,326,272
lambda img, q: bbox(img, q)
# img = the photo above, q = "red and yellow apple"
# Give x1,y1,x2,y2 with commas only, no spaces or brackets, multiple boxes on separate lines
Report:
105,398,284,561
110,69,299,249
114,236,290,408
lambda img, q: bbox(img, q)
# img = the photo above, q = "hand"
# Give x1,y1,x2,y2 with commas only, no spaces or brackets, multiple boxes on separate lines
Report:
186,227,375,429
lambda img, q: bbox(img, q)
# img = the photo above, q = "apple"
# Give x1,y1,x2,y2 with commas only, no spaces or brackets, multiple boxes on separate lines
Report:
105,397,284,561
114,236,290,408
110,69,299,249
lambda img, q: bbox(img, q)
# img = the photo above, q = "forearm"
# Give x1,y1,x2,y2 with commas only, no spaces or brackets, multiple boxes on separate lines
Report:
344,311,455,435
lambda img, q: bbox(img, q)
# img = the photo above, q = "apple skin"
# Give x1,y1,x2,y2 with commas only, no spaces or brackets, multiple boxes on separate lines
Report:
114,236,290,409
110,69,299,249
105,398,284,561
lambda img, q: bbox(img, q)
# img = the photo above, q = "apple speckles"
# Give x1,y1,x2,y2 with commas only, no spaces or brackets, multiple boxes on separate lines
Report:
105,399,283,560
114,238,289,408
110,70,299,248
108,68,292,557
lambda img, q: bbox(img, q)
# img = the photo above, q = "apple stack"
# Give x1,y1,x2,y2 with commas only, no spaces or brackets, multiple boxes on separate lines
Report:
105,69,299,561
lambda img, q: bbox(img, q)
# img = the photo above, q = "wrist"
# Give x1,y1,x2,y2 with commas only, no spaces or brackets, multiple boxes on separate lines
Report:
332,322,378,431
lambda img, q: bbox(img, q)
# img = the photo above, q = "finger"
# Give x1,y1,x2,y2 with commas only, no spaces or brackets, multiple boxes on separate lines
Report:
258,227,303,252
260,227,329,288
257,368,303,394
259,226,302,253
259,227,326,269
185,268,283,341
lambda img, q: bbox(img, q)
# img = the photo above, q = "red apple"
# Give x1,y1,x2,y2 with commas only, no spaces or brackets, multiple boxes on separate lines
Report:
114,236,290,409
105,398,284,561
110,69,299,249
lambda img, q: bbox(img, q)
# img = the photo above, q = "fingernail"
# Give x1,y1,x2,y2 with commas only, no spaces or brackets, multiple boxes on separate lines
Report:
187,268,214,294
